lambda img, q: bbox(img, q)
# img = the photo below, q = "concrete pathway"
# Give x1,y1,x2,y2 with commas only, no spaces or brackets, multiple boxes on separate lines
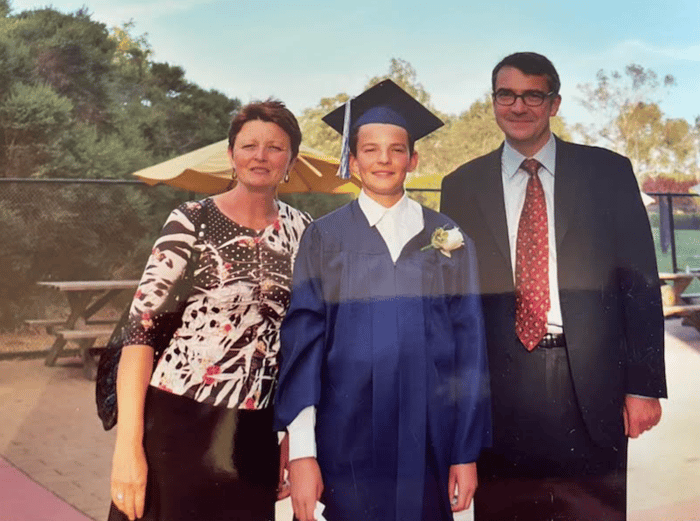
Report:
1,319,698,520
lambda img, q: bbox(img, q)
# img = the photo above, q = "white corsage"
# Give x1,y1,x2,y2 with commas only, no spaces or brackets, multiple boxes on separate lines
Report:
421,226,464,258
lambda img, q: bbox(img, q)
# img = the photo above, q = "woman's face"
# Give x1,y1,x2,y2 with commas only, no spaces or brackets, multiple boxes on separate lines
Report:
228,120,295,191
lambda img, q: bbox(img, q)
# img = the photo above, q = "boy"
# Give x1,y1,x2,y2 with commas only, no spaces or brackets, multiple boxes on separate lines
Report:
274,80,490,521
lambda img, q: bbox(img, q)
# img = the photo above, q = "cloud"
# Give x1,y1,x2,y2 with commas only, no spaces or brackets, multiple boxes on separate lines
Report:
614,40,700,63
73,0,216,26
574,39,700,68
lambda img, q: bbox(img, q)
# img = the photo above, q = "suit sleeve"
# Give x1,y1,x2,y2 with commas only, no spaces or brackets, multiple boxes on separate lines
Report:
614,157,667,398
450,235,492,463
273,223,327,430
440,172,459,223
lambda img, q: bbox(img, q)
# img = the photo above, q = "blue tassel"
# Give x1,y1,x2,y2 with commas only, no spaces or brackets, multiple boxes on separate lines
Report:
337,100,351,179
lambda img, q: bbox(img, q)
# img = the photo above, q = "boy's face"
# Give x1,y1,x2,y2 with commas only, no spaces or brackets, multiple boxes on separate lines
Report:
349,123,418,207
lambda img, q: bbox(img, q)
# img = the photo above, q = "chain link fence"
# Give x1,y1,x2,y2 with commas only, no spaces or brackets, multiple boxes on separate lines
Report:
2,179,697,331
648,193,700,276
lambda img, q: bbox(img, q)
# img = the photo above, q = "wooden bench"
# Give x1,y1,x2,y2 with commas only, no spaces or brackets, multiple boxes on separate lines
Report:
55,327,117,380
34,279,137,376
659,272,700,333
56,327,116,341
24,319,66,334
662,304,700,318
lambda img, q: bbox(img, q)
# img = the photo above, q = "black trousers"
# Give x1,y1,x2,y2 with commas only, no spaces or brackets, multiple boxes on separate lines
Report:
474,346,627,521
108,388,278,521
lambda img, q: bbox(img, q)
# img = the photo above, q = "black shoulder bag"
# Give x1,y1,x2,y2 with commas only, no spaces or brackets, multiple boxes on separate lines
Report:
95,205,207,431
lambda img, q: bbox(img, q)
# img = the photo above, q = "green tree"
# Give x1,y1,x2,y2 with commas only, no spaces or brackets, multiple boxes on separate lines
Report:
0,82,73,176
575,64,697,180
11,8,116,125
0,6,240,329
365,58,433,106
108,22,240,160
298,92,350,157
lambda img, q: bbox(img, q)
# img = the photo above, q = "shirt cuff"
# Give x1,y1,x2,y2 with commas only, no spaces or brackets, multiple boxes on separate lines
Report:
287,405,317,461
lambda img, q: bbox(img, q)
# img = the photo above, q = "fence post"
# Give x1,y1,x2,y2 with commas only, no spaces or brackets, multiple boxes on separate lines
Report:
667,195,678,273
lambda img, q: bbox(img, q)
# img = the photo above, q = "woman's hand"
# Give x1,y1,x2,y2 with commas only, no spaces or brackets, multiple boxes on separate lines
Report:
277,433,291,500
110,345,154,520
111,440,148,520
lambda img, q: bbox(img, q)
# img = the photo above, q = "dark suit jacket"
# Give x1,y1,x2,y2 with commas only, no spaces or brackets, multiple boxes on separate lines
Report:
440,136,667,449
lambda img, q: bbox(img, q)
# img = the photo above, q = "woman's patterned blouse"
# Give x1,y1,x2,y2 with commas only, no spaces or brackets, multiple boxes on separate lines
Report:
122,197,311,409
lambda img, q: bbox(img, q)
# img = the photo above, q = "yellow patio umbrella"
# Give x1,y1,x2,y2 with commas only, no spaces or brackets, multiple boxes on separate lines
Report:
133,140,361,195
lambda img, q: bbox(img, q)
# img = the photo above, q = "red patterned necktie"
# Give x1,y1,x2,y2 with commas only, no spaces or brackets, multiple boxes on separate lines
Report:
515,158,550,351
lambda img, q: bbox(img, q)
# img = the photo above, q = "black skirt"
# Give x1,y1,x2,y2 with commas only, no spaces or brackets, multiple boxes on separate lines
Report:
108,387,279,521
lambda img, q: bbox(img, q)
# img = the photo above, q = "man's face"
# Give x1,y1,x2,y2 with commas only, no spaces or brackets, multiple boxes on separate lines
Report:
493,66,561,156
349,123,418,207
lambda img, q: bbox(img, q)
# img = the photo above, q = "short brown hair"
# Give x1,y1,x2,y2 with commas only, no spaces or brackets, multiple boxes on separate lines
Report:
492,52,561,95
228,99,302,158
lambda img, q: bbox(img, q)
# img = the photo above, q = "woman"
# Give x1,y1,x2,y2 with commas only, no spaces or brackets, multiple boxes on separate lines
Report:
108,100,311,521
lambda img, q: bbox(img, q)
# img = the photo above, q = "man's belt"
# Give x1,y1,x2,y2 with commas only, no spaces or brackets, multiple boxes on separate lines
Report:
537,333,566,348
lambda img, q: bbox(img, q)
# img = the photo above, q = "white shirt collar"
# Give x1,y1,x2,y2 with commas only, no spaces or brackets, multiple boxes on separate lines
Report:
502,132,556,179
358,189,424,262
358,189,421,227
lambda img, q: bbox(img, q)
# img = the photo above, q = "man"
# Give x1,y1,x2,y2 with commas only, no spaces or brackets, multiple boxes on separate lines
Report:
440,52,666,520
274,80,491,521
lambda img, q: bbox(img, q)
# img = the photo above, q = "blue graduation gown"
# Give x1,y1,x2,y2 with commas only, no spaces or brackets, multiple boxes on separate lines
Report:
274,200,490,521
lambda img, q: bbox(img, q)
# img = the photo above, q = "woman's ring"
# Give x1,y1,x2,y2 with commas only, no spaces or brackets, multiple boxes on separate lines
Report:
116,492,124,501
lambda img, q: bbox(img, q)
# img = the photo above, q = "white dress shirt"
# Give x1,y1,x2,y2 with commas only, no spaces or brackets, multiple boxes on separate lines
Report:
286,190,424,461
357,189,425,263
501,133,563,332
500,135,653,403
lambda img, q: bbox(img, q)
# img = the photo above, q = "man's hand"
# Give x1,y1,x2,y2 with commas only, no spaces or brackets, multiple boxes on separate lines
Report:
448,462,477,512
623,395,662,438
289,457,324,521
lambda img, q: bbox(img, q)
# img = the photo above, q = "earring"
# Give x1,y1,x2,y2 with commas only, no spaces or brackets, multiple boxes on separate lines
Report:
284,171,290,183
232,169,237,180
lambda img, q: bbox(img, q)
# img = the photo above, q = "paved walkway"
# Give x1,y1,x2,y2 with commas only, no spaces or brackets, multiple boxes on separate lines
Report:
1,320,699,520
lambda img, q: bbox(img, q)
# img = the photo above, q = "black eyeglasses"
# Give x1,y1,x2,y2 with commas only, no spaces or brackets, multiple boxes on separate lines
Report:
492,89,554,107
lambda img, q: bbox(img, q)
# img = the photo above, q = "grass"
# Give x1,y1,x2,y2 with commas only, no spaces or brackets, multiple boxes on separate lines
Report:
652,227,700,294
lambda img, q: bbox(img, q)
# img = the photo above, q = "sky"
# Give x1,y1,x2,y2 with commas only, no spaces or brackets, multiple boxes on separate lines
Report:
8,0,700,128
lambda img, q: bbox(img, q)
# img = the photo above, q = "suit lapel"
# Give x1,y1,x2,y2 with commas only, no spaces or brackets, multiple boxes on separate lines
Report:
553,137,581,250
475,145,512,267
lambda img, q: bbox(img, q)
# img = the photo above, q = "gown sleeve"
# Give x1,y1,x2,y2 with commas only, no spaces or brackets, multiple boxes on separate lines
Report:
449,235,492,463
274,222,327,431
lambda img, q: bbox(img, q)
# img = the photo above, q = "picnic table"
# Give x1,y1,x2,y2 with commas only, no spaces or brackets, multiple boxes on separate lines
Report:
659,271,700,331
33,280,138,379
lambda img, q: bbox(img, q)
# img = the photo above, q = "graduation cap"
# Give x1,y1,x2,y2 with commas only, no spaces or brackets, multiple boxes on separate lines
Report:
322,79,444,179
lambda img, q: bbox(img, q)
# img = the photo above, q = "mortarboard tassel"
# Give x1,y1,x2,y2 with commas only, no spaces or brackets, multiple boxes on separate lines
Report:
336,99,351,179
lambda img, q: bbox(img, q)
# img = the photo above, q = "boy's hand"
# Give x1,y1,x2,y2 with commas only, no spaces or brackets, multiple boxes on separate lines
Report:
289,457,324,521
448,462,477,512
